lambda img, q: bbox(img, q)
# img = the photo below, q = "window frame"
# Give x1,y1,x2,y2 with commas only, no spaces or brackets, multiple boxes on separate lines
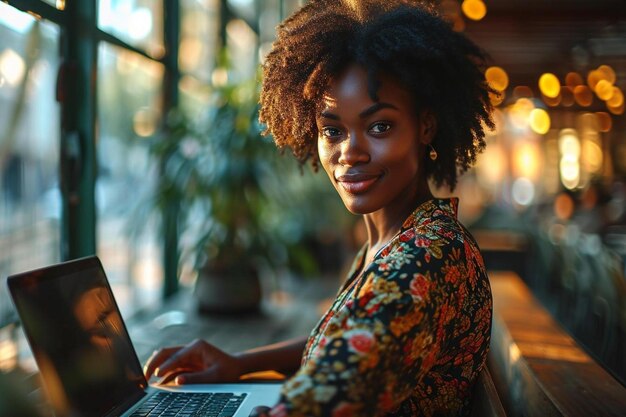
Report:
2,0,268,299
4,0,181,297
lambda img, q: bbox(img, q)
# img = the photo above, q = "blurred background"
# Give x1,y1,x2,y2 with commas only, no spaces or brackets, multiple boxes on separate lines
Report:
0,0,625,405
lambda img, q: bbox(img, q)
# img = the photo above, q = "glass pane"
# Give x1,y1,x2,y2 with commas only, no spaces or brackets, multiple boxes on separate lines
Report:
226,18,258,81
98,0,164,58
97,42,164,317
0,2,61,371
180,0,220,84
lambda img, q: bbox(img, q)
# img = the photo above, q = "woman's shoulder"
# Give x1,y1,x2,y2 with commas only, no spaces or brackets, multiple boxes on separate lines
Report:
380,198,476,260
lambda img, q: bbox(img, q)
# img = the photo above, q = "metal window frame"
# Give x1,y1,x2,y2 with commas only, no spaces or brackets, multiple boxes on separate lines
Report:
4,0,268,299
4,0,181,298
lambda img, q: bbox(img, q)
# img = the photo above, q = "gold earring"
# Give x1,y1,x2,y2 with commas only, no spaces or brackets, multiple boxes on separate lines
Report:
429,144,438,161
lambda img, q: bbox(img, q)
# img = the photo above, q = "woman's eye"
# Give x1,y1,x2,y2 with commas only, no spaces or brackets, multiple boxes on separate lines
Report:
369,122,391,134
322,127,342,138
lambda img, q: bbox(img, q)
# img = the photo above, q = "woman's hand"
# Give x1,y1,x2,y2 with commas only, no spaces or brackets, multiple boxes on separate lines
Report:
143,339,244,385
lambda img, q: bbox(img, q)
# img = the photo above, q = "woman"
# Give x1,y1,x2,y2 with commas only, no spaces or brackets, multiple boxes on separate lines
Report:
145,1,494,415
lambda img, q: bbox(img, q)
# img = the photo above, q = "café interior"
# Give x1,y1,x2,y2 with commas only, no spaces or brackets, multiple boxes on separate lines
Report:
0,0,626,416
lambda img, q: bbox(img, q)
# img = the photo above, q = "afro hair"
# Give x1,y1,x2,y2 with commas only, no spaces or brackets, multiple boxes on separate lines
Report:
259,0,496,190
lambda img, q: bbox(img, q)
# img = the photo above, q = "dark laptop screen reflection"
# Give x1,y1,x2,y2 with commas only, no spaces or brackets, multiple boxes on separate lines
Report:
74,286,124,352
13,267,145,417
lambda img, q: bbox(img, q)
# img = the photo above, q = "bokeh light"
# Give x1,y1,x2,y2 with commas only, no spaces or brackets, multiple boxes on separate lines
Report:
128,8,153,41
554,192,575,220
565,72,583,88
0,48,26,85
461,0,487,21
582,139,603,174
513,141,542,180
539,73,560,98
573,85,593,107
595,79,614,101
512,177,535,206
587,69,602,90
529,108,551,134
486,66,509,92
133,107,158,137
608,101,625,115
559,129,581,190
559,129,581,158
607,87,623,108
507,98,534,130
475,140,507,188
597,64,616,85
560,159,580,189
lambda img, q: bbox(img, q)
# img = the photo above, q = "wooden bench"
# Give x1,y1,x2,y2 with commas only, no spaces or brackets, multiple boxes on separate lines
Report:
488,271,626,416
470,366,507,417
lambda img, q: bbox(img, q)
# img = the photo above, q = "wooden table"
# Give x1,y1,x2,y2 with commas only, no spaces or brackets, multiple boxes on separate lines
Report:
126,277,337,364
488,271,626,416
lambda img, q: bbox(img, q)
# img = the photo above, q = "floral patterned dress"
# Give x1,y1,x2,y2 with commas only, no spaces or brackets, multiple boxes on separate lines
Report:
269,198,492,417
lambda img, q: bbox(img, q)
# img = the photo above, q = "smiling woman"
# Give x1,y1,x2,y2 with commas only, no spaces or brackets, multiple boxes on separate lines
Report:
316,66,433,218
145,1,495,416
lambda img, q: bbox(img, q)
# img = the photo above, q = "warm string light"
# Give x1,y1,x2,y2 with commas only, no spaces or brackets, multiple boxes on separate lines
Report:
486,66,509,91
587,64,624,115
529,108,550,134
539,73,560,98
483,62,620,143
494,66,621,129
440,0,485,31
485,66,508,106
472,36,620,200
559,129,581,190
574,85,593,107
461,0,487,21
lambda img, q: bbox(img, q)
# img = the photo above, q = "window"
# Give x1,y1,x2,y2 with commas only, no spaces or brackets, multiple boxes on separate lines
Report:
0,0,301,370
0,2,61,333
0,0,179,369
96,42,165,315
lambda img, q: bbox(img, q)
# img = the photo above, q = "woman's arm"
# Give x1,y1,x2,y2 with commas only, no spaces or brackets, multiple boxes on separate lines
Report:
143,336,307,384
235,337,308,376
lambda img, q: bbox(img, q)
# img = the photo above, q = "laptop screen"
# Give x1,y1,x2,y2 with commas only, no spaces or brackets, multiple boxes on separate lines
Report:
8,257,147,417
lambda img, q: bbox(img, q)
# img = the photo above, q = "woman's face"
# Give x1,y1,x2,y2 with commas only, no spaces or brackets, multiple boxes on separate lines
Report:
316,64,432,215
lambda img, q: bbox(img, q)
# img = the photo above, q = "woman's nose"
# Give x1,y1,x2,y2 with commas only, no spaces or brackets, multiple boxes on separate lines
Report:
338,131,370,166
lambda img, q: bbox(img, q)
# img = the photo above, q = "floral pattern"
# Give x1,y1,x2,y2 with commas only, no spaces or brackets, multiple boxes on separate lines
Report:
270,198,492,417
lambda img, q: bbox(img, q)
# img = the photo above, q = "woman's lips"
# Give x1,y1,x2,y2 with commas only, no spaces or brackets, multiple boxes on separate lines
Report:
335,174,381,194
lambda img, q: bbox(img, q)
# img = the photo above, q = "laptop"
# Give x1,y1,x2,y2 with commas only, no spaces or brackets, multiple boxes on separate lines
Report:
7,256,282,417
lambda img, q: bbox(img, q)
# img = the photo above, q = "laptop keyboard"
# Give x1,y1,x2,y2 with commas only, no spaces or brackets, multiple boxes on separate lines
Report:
129,391,247,417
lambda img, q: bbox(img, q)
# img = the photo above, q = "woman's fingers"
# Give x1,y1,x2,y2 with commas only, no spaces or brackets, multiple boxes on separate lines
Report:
144,340,243,385
153,339,214,378
144,346,183,380
174,367,221,384
154,367,196,385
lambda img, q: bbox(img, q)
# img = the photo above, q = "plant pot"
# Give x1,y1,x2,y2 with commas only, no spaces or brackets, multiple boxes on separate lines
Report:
194,262,262,315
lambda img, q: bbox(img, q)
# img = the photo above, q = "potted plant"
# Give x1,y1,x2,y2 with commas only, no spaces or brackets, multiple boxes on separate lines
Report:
149,74,285,313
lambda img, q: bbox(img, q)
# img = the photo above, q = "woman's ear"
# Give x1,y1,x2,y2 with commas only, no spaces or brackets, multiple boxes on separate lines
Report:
419,110,437,144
